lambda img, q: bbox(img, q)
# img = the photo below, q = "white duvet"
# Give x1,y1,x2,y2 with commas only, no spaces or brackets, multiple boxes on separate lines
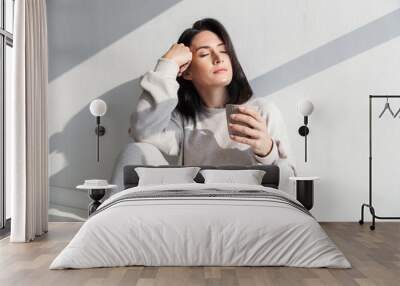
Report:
50,183,351,269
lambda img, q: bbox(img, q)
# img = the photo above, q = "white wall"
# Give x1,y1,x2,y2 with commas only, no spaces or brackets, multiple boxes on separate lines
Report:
47,0,400,221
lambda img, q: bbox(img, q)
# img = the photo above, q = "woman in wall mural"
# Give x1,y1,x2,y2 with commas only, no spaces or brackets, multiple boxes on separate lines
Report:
125,18,296,193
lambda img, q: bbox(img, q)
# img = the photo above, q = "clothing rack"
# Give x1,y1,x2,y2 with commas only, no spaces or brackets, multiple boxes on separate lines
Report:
359,95,400,230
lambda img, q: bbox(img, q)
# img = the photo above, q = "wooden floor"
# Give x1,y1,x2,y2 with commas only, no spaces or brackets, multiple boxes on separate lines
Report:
0,222,399,286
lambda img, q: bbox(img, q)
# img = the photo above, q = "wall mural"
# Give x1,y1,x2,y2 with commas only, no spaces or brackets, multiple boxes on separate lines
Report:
47,1,400,221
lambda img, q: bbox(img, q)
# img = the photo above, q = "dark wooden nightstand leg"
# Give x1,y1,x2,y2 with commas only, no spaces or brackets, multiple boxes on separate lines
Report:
88,189,106,216
296,180,314,210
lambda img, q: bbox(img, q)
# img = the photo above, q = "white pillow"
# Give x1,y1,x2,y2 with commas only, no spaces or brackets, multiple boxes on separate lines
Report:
135,167,201,186
200,169,266,185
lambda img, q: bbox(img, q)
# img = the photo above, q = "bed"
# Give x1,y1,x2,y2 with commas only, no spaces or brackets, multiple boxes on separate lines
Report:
49,165,351,269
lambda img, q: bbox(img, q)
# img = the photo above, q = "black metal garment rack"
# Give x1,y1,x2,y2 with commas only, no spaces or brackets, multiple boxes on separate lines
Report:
359,95,400,230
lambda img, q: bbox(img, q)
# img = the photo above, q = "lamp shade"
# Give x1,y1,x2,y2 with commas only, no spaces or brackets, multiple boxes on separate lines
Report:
298,100,314,116
90,99,107,117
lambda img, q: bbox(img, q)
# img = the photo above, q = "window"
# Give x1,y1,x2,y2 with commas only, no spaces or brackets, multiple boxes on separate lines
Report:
0,0,14,231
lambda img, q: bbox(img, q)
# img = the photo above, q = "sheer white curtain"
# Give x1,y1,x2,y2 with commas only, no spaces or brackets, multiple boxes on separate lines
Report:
7,0,49,242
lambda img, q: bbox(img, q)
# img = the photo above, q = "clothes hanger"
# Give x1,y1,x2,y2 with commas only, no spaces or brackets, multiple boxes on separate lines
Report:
393,105,400,118
378,97,395,118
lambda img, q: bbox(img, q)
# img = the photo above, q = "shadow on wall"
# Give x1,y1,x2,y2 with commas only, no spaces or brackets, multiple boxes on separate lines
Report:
47,0,183,81
47,0,183,219
49,78,141,211
251,8,400,95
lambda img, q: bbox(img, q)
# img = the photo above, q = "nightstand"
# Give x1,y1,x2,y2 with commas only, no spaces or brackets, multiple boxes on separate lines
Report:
76,181,117,216
289,176,319,210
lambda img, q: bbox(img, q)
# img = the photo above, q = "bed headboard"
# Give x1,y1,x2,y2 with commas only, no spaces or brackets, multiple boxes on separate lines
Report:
123,165,280,189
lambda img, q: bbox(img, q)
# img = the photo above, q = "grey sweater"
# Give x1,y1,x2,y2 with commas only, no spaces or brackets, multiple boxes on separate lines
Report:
130,58,297,193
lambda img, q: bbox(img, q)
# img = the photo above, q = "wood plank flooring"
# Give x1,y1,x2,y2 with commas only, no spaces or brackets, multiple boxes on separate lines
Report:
0,222,399,286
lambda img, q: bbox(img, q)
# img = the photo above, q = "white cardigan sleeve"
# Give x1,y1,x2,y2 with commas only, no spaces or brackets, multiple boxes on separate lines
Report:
129,58,183,156
252,101,298,194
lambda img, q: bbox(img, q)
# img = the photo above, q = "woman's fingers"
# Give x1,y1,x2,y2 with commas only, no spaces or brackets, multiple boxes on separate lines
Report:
178,61,191,77
230,113,263,131
229,134,256,148
229,106,273,155
238,106,264,123
163,43,192,68
229,123,260,139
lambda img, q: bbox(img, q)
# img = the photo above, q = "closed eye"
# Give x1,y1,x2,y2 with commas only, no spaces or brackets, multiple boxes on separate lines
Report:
200,51,228,57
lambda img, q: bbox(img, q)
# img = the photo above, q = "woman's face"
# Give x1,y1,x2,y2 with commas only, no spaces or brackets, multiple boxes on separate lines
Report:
183,30,233,88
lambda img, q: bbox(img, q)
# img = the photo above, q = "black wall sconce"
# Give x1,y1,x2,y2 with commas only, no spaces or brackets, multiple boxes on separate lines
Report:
297,99,314,162
89,99,107,162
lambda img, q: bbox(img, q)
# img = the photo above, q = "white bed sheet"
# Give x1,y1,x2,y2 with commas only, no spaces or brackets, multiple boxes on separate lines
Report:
50,183,351,269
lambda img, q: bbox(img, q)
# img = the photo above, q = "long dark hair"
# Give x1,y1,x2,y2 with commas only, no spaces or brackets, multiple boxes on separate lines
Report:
175,18,253,126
